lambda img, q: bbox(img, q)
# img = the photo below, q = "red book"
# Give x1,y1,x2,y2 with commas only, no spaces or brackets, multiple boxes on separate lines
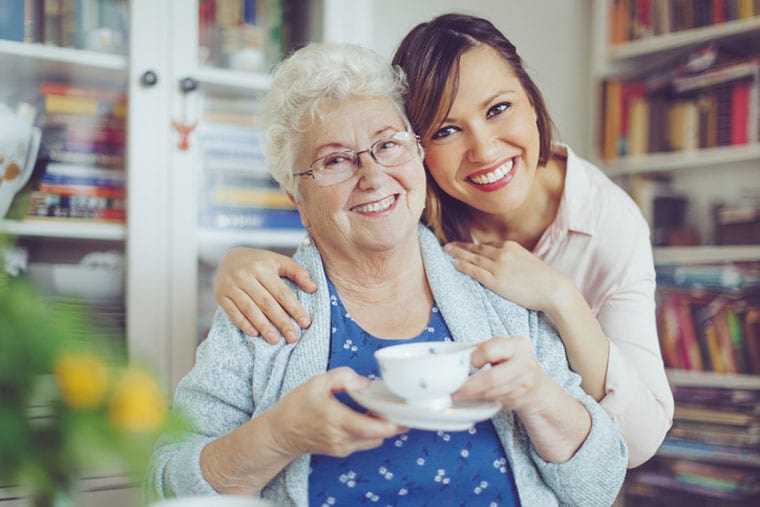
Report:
713,0,726,23
38,183,126,199
730,79,750,145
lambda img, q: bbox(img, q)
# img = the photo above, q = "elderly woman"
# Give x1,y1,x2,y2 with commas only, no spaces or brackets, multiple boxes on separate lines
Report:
147,43,626,506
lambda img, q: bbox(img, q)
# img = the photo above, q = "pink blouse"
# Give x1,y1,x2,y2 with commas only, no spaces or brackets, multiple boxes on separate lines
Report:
534,145,674,468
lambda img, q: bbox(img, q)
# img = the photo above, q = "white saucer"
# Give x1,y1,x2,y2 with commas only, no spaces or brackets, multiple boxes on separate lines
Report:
348,380,502,432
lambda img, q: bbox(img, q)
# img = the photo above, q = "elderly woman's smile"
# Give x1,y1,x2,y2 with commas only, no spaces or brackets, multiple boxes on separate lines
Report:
295,95,427,256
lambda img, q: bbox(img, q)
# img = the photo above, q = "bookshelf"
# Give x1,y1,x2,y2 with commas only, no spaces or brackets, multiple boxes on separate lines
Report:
591,1,760,504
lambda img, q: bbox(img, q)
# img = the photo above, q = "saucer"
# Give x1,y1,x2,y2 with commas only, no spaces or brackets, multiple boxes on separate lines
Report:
348,380,502,431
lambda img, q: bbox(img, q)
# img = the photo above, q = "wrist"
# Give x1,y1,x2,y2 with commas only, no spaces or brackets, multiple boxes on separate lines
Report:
544,276,583,325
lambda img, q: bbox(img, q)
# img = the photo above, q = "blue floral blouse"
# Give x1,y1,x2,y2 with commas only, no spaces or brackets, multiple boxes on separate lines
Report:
308,278,520,507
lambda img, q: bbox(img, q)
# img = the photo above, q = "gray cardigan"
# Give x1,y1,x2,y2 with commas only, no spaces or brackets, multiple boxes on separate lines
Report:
147,225,627,506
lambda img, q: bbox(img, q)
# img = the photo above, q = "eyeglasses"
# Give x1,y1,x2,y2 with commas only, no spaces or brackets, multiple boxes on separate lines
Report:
294,131,421,187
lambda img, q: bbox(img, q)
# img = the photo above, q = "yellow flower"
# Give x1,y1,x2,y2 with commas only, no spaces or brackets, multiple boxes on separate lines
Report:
54,353,109,409
108,368,167,433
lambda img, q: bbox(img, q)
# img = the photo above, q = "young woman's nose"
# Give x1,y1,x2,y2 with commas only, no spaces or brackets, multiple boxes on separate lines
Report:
465,124,500,164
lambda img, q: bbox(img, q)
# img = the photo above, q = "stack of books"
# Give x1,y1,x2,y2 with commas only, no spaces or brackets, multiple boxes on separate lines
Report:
197,95,302,232
626,381,760,504
599,42,760,161
28,81,126,223
655,264,760,374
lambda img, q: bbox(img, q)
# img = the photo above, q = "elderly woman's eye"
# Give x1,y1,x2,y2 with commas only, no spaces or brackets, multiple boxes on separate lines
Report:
376,139,402,153
323,153,352,169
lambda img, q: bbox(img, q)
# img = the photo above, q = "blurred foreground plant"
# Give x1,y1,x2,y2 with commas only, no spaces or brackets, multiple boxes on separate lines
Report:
0,238,186,506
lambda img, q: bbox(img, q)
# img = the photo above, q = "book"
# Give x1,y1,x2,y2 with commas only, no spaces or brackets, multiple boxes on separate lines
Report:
47,148,124,168
38,182,126,199
210,187,294,209
28,204,125,222
745,308,760,373
201,207,303,230
29,190,124,210
40,81,128,102
0,0,26,41
673,59,760,94
44,94,127,118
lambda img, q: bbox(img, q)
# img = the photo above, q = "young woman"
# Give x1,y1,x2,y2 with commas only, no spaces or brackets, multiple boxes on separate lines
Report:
212,14,673,468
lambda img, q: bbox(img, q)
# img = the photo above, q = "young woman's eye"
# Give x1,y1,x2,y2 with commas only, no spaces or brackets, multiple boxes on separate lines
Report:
431,125,458,141
486,102,511,119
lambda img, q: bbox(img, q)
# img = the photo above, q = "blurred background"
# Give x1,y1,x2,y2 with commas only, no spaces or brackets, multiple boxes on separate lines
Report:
1,0,759,505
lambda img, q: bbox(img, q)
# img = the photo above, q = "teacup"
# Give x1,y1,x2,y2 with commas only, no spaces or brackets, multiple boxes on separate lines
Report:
375,341,474,409
0,103,41,218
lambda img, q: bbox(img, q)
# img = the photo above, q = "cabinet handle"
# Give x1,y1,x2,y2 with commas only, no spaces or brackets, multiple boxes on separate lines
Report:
179,77,199,94
140,70,159,87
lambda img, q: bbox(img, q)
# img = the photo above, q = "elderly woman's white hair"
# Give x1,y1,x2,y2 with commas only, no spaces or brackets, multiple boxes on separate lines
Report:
261,42,410,196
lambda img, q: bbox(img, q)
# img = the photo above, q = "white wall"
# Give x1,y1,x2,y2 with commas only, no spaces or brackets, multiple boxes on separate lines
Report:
327,0,591,156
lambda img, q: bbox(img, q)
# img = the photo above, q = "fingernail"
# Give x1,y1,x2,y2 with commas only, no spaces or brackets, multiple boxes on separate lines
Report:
443,243,452,251
285,330,298,342
246,326,258,337
299,317,311,328
265,332,279,344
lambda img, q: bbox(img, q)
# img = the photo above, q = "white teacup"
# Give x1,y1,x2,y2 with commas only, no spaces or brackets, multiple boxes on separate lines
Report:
0,103,41,218
375,341,474,409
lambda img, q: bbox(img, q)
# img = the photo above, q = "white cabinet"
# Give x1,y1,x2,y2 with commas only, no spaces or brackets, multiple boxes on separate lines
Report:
0,1,353,503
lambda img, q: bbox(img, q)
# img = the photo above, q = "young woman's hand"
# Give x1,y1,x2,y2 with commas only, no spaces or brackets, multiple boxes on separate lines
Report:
213,247,317,343
444,241,572,317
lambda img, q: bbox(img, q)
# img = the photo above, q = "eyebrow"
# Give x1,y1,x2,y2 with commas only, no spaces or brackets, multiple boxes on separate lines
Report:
313,125,400,154
441,90,517,124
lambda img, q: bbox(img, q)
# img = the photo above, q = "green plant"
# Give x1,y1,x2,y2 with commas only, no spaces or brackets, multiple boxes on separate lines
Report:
0,237,185,506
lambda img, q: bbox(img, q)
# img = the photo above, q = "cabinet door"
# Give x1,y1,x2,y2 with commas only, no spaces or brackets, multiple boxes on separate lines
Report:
167,0,313,389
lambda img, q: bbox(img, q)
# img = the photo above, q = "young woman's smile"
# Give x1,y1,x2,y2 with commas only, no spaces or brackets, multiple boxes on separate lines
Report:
423,44,541,216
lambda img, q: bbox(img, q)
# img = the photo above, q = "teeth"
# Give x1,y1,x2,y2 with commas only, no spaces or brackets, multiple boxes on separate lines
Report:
354,195,396,213
470,160,514,185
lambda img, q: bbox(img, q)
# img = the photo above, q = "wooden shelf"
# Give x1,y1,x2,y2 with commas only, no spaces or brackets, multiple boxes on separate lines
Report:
600,143,760,177
0,218,126,241
666,368,760,390
608,16,760,61
653,245,760,265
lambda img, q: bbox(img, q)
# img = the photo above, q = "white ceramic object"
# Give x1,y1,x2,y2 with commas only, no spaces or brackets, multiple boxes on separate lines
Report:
348,380,501,431
26,251,125,300
374,341,474,409
0,103,41,218
149,495,273,507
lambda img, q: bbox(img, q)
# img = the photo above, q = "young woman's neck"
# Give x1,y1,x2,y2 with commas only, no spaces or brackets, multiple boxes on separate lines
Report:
469,153,566,252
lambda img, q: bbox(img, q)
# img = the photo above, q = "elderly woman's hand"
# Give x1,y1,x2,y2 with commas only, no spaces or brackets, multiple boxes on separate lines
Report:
200,367,407,496
268,367,408,458
453,336,552,414
213,246,317,343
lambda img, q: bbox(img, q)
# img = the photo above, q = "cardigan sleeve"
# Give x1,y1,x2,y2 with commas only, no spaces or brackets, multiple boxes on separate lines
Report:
145,309,260,500
523,310,628,506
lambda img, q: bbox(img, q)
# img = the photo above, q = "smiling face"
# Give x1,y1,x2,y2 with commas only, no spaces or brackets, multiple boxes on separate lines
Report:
422,44,541,218
294,95,426,259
